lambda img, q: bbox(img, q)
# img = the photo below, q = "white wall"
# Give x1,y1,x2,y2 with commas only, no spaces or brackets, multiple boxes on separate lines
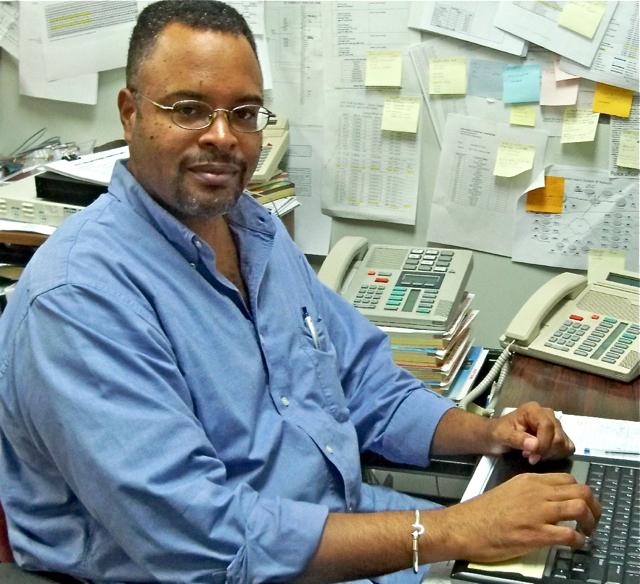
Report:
0,28,615,349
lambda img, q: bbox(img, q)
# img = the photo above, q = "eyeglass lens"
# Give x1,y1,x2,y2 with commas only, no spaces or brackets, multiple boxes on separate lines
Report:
171,101,269,132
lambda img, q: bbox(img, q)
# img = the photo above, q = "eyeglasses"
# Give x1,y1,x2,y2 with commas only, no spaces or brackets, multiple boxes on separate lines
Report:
135,93,275,133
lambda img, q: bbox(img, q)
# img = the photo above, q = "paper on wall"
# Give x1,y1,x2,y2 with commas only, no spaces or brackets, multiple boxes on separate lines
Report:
558,0,639,92
381,96,421,133
427,114,547,256
512,166,639,271
0,1,18,59
407,1,527,57
18,2,98,104
610,95,639,179
494,1,618,68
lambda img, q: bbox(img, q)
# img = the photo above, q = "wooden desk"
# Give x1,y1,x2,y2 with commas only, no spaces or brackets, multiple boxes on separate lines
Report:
496,353,640,422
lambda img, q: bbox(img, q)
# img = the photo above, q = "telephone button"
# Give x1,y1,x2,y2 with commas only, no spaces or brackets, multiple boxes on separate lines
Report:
591,315,600,319
574,350,589,356
603,318,617,324
569,315,584,321
378,271,392,277
602,357,617,364
374,277,389,283
367,271,375,276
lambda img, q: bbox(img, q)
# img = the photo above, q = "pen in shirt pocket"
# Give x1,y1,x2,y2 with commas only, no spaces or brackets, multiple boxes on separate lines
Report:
302,307,320,350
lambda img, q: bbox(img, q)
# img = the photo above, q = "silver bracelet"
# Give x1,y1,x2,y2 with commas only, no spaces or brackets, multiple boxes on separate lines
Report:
411,509,425,574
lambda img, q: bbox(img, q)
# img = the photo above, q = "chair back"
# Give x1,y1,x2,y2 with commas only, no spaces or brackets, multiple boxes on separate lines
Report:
0,502,14,562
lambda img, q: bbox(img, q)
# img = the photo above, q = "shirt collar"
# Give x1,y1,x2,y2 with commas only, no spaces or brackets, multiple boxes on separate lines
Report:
108,159,276,261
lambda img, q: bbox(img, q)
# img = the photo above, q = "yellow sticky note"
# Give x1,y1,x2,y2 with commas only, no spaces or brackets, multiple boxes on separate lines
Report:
493,141,536,178
561,108,600,143
558,1,607,39
510,106,537,127
593,83,634,117
617,129,640,169
470,547,549,580
588,249,626,283
365,50,403,87
381,95,421,133
526,176,565,213
429,57,467,95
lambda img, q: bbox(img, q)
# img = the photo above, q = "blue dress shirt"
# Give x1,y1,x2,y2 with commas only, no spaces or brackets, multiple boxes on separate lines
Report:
0,161,455,583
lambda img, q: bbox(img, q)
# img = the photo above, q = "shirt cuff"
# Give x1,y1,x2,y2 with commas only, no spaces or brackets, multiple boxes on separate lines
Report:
226,497,329,583
381,388,456,467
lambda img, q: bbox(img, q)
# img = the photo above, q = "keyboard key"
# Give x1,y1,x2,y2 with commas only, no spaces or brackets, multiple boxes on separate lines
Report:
587,557,606,583
605,563,624,584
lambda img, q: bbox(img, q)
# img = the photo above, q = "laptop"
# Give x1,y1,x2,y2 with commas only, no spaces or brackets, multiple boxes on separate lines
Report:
450,450,640,584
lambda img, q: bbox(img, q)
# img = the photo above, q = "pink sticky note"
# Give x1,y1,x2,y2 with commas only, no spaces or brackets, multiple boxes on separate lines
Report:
540,69,579,106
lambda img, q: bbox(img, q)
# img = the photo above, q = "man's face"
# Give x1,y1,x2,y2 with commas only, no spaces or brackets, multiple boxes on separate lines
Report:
118,24,263,218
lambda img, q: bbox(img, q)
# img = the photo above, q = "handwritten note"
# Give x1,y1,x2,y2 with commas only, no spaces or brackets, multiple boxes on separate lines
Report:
558,1,607,39
429,57,467,95
494,141,536,177
468,59,504,100
381,96,421,133
540,69,579,106
510,106,537,127
526,176,565,213
561,109,600,143
588,249,627,283
503,64,541,104
365,50,403,87
617,130,640,170
593,83,634,118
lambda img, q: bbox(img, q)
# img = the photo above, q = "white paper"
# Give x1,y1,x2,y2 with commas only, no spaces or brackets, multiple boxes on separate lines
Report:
44,146,129,186
494,1,618,68
254,34,272,91
322,1,421,93
512,166,639,270
281,126,332,256
0,219,55,236
610,94,640,179
263,1,324,127
18,2,98,105
560,414,640,462
408,1,527,57
228,0,265,36
558,1,639,92
39,1,139,81
0,1,18,59
427,115,548,256
322,92,420,226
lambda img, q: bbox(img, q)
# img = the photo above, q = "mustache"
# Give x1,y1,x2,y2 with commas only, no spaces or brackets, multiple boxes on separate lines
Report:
182,152,245,168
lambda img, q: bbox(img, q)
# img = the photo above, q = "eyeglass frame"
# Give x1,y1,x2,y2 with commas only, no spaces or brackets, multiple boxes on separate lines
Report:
132,91,275,133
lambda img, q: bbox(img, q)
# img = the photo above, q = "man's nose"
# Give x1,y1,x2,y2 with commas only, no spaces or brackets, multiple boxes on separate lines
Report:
198,110,238,150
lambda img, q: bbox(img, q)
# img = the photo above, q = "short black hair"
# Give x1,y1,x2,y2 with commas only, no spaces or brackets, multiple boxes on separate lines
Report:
126,0,258,88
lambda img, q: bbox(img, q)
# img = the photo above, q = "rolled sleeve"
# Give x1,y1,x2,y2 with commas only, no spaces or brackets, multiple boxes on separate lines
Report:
228,498,329,583
381,388,456,467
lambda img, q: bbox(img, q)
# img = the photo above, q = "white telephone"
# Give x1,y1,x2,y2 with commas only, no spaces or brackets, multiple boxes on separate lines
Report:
500,270,640,382
318,236,473,331
250,116,290,184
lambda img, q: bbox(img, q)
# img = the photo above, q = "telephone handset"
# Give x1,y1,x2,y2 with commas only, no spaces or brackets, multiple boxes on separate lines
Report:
250,116,290,184
500,270,640,382
318,237,473,331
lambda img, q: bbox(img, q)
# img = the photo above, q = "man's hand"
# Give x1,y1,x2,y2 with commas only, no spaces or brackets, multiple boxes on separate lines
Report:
485,402,575,464
427,471,601,563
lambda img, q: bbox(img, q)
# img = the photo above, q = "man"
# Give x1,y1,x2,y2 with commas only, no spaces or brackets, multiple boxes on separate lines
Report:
0,2,599,583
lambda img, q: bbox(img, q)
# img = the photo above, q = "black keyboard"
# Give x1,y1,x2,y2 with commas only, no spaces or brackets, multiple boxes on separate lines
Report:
549,462,640,584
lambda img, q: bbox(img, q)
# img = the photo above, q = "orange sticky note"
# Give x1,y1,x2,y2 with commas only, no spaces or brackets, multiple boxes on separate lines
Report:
526,176,565,213
592,83,634,117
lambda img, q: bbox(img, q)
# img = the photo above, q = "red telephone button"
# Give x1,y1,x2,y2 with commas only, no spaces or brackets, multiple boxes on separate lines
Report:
374,277,389,283
368,271,376,275
591,315,600,319
569,314,583,321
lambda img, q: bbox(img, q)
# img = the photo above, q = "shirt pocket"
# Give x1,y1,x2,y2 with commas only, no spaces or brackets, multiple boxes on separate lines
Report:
299,313,350,423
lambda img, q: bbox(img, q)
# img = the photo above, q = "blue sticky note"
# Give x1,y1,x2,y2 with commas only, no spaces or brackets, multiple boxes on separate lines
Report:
468,59,504,100
503,64,541,104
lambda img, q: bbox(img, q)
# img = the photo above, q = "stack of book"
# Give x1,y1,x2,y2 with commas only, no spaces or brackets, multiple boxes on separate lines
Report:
380,293,480,396
248,170,295,205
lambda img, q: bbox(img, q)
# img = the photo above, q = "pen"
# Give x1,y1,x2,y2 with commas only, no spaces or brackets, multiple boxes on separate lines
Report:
302,307,320,350
584,448,640,456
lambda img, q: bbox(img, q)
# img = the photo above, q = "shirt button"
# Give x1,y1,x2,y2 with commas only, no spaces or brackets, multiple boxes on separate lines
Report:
189,263,196,269
281,397,289,407
348,506,353,512
325,445,334,454
194,239,202,249
259,334,265,344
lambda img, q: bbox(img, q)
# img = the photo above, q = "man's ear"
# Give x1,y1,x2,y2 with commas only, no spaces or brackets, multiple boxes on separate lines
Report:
118,88,137,143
